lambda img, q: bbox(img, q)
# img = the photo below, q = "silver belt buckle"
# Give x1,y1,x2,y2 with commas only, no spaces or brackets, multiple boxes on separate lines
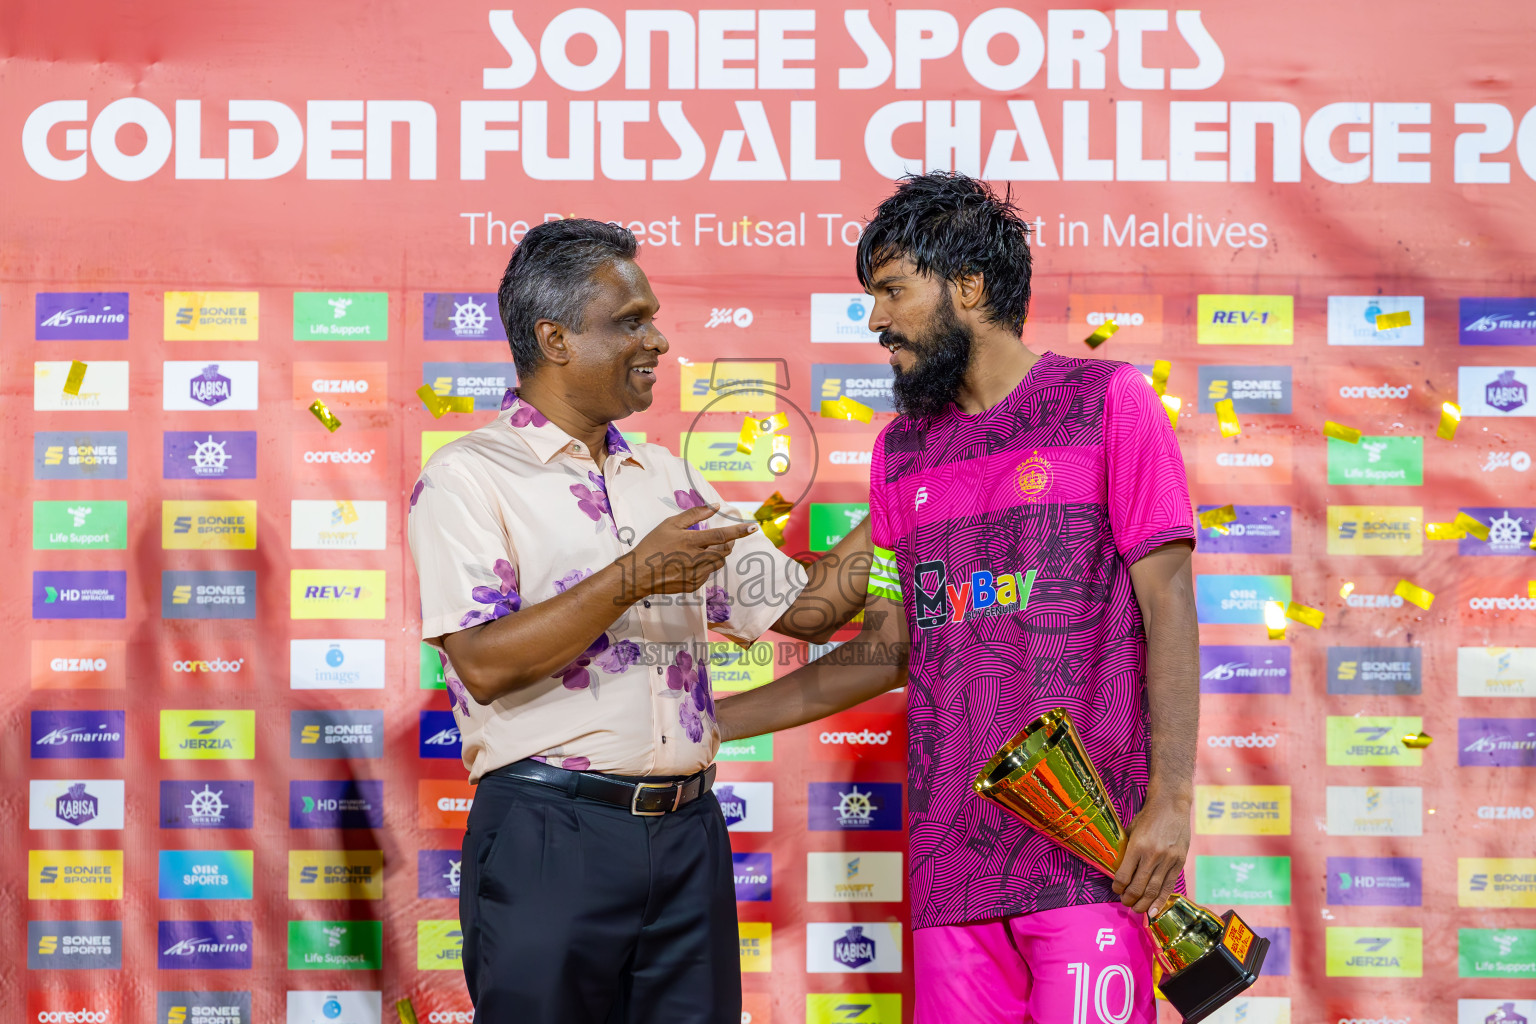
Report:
630,781,680,816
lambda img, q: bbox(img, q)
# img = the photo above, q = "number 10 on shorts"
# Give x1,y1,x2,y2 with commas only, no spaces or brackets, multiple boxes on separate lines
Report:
1066,962,1136,1024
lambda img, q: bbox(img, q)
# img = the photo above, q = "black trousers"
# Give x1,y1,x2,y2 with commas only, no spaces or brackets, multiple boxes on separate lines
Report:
460,770,742,1024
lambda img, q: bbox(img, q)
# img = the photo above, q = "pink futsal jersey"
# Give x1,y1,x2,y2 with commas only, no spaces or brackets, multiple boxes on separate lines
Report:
866,352,1196,931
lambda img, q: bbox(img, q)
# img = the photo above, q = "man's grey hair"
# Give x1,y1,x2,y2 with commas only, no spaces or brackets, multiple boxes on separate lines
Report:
497,218,639,379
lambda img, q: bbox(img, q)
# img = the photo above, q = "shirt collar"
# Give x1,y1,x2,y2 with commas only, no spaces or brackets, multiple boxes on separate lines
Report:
499,389,644,467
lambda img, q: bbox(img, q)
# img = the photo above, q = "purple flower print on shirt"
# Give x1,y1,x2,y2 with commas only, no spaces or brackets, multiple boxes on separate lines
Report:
553,568,593,594
409,478,427,509
666,649,717,742
706,585,731,624
571,472,612,523
595,638,641,673
506,395,549,427
459,559,522,628
561,756,591,771
501,389,517,411
557,633,611,692
439,649,472,715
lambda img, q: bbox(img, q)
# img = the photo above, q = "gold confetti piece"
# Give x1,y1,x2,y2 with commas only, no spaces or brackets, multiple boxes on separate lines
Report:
1324,420,1363,444
396,998,420,1024
1285,601,1325,628
1437,401,1461,441
62,360,87,396
1161,394,1181,430
1376,309,1412,331
819,395,874,423
1151,360,1171,396
1084,320,1119,348
736,415,763,455
1455,511,1491,542
1263,601,1286,639
1339,581,1356,599
1426,522,1466,540
1393,578,1435,610
442,395,475,413
1214,398,1242,438
1198,505,1237,531
753,491,794,524
416,384,448,419
767,434,791,475
308,399,342,432
1528,581,1536,599
1401,731,1433,749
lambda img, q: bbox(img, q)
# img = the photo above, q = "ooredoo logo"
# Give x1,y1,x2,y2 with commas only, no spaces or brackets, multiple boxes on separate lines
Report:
172,658,245,674
1208,733,1279,748
163,642,254,683
293,428,388,476
26,991,118,1023
303,447,374,463
812,711,905,762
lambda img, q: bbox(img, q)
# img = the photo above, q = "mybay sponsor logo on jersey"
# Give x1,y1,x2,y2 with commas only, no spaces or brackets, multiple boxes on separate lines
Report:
680,432,775,482
1459,367,1536,417
164,291,258,341
1460,717,1536,767
418,920,465,971
29,850,123,900
289,850,384,900
1326,927,1423,978
812,363,895,412
1197,785,1291,836
1462,859,1536,908
160,710,255,760
35,360,130,410
162,500,256,550
1066,293,1163,346
158,850,254,899
30,779,125,830
293,291,387,340
716,782,774,832
34,500,127,551
293,710,385,759
812,711,904,762
294,361,387,410
808,782,901,831
290,499,386,550
35,430,128,480
290,639,385,690
1194,855,1291,905
1198,365,1292,414
1199,645,1290,694
163,431,256,480
1457,507,1536,556
288,920,383,970
1459,929,1536,979
163,570,256,620
1328,646,1422,695
1327,716,1425,765
419,780,475,830
285,991,383,1024
422,362,513,410
1459,646,1536,698
807,851,903,903
1195,575,1292,626
1461,298,1536,345
811,293,876,343
1194,436,1293,484
157,991,252,1024
28,920,122,970
1196,294,1293,345
1327,296,1425,346
291,569,386,619
418,850,462,899
909,557,1039,632
157,920,252,970
32,638,126,690
31,710,125,759
1326,786,1423,837
1197,504,1291,554
160,780,255,829
807,922,903,973
1328,435,1422,485
419,710,461,759
732,852,772,901
1327,856,1423,907
36,291,129,340
163,361,258,410
294,780,385,829
424,292,504,340
1327,505,1423,556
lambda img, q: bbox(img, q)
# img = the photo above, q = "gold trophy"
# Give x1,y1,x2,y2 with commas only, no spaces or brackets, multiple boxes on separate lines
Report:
974,708,1267,1023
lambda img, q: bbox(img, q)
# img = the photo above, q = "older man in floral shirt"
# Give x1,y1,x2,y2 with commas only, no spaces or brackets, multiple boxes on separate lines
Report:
407,218,867,1024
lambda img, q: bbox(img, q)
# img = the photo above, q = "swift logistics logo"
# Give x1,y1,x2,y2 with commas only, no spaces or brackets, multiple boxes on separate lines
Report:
419,710,461,759
812,363,895,412
1328,296,1424,346
162,570,256,620
29,849,124,899
1461,298,1536,345
162,361,258,410
292,710,385,759
909,558,1038,631
163,431,257,479
33,500,127,550
1196,294,1293,345
290,569,386,619
1327,646,1423,695
289,850,384,900
807,852,903,902
808,782,902,831
1328,436,1423,485
1194,855,1291,905
1196,504,1291,554
160,780,255,829
1327,856,1424,906
31,710,125,759
292,780,385,829
159,710,255,760
156,992,251,1024
290,499,387,550
1326,927,1423,977
31,638,126,690
1195,785,1291,835
1326,506,1423,556
1459,366,1536,417
1326,716,1425,765
810,293,877,343
35,360,130,410
157,921,252,969
1199,645,1291,694
293,291,387,340
417,920,464,971
1459,717,1536,766
36,291,130,339
1065,293,1163,346
1195,575,1292,625
424,292,504,340
28,920,122,970
1458,646,1536,698
164,291,258,340
418,850,462,899
422,361,512,410
287,920,383,970
158,850,254,899
33,570,127,620
1326,786,1423,836
29,779,125,829
1459,929,1536,978
34,430,127,480
1197,365,1292,414
162,500,257,550
733,852,772,901
290,639,386,690
1458,507,1536,556
807,922,903,973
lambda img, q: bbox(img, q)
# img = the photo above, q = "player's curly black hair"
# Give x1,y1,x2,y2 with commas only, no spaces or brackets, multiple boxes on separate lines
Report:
855,172,1034,337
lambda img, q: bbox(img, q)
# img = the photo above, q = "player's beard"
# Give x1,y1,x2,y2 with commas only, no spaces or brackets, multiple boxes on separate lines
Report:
885,298,975,419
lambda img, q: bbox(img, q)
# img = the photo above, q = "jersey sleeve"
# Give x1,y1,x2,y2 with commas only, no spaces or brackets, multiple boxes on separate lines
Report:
1104,363,1197,564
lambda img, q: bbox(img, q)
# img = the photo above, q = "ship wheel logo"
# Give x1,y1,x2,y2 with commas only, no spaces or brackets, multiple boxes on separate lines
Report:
188,435,230,475
185,784,227,823
1486,510,1527,550
836,785,875,824
450,298,491,337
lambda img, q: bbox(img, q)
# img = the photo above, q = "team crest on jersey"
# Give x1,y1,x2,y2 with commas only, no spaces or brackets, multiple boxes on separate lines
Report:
1016,451,1051,502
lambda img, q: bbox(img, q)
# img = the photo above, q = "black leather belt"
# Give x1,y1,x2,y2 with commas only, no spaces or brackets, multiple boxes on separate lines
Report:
485,758,717,816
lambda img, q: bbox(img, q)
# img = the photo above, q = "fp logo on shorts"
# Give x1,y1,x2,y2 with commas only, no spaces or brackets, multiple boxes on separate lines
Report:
1096,928,1117,952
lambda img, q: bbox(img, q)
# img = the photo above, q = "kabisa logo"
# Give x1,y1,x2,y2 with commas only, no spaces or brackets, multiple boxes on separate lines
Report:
160,780,255,829
911,558,1038,631
31,710,125,759
35,430,128,480
1486,370,1530,414
424,293,504,341
55,782,99,827
291,780,385,829
163,431,257,480
419,710,462,759
164,291,259,341
1199,645,1291,694
36,291,130,340
705,306,754,328
810,293,877,343
715,785,748,828
732,853,772,902
156,921,253,970
191,365,232,406
833,926,876,970
1461,298,1536,345
417,850,462,899
808,782,903,831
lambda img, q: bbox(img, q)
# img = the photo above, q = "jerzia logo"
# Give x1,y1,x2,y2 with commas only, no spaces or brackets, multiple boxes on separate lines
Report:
913,559,1036,631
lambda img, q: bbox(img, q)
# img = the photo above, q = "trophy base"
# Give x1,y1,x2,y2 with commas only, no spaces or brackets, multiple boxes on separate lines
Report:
1156,911,1269,1024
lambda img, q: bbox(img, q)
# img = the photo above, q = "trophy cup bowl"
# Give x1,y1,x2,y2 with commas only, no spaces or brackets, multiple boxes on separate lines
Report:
974,708,1268,1023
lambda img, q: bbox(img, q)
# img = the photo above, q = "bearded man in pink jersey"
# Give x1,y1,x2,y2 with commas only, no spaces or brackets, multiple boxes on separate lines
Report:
718,172,1199,1024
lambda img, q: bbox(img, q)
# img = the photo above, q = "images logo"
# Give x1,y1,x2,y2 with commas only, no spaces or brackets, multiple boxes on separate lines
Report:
31,710,125,759
162,361,258,411
158,850,254,899
811,293,876,343
162,570,256,620
35,360,130,410
1328,646,1423,696
28,920,122,970
1326,928,1422,977
36,291,130,340
1326,506,1423,556
164,291,259,340
1066,293,1163,346
418,850,462,899
1194,855,1291,905
289,850,384,900
290,639,385,690
30,779,125,830
808,782,902,831
812,363,896,412
291,710,385,759
1458,646,1536,698
1327,716,1425,765
1460,367,1536,417
34,430,128,480
1327,856,1423,907
1461,298,1536,345
33,570,127,620
1198,505,1291,554
290,569,386,620
293,780,385,829
163,431,257,480
1326,786,1423,836
1196,294,1293,345
424,292,504,340
288,920,383,970
1199,645,1291,694
1195,575,1292,625
1198,365,1292,414
1327,296,1425,346
294,361,388,410
1195,785,1291,835
733,852,772,902
417,920,465,971
160,780,255,829
421,361,513,410
29,850,124,900
161,500,257,550
293,291,387,340
1460,718,1536,767
160,710,255,760
33,500,127,551
808,922,903,973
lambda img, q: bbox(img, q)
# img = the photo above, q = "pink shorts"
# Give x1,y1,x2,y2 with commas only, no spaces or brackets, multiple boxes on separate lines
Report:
913,901,1160,1024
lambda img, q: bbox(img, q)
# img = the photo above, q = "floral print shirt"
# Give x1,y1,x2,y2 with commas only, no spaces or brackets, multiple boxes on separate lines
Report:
408,391,807,782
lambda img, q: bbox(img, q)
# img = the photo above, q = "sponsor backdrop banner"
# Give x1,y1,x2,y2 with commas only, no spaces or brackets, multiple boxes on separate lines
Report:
7,2,1536,1022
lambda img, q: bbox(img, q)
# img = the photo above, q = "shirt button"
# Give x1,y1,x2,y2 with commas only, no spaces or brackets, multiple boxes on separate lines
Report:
656,667,663,675
643,600,651,608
